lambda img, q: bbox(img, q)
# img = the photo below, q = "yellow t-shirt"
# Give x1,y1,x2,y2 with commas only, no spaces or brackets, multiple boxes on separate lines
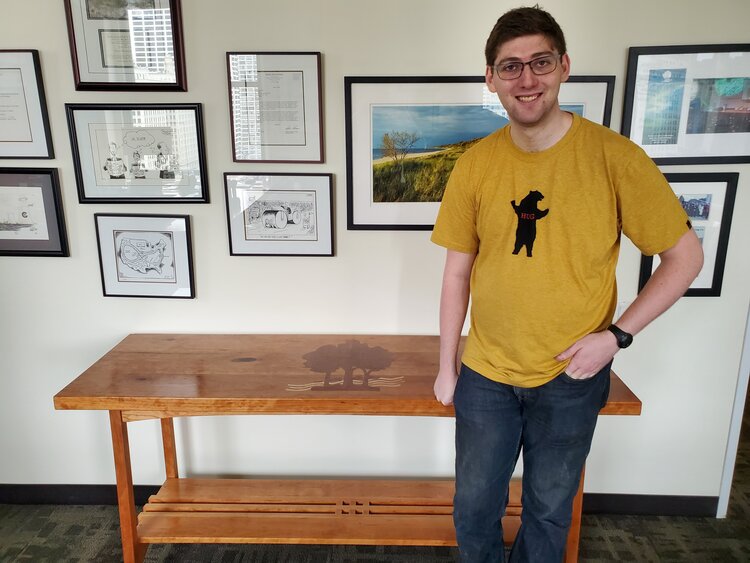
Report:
431,114,690,387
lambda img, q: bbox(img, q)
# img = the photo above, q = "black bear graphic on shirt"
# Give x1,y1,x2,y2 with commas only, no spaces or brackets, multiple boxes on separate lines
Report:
511,190,549,257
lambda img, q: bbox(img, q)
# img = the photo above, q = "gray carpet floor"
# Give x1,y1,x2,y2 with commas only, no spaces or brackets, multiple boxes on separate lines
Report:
1,400,748,562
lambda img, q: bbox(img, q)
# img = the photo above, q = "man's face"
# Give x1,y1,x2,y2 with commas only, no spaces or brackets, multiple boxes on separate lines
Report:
485,33,570,129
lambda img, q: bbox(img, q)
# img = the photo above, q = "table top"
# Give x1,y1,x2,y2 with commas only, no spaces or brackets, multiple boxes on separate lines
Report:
54,334,641,417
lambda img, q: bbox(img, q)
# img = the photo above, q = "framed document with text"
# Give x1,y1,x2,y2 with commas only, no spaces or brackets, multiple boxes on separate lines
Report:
64,0,187,90
0,50,54,158
227,52,324,163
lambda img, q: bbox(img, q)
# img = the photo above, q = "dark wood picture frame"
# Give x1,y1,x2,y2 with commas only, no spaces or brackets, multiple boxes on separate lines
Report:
0,168,68,256
66,103,208,203
638,172,738,297
0,50,54,159
64,0,187,91
227,52,324,163
621,44,750,165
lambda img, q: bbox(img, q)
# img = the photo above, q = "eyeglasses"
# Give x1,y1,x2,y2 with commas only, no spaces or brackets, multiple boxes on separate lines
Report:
492,54,562,80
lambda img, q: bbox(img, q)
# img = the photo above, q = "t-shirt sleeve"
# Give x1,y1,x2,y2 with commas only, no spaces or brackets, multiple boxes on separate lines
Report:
617,146,691,256
430,152,480,254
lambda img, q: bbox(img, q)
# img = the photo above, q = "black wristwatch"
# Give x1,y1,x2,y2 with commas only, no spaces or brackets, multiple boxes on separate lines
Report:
607,324,633,349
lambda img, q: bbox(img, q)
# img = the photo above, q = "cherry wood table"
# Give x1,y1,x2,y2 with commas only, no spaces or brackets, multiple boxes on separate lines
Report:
54,334,641,563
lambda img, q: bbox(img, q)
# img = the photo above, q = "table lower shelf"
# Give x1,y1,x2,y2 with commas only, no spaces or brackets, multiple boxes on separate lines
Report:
138,477,522,546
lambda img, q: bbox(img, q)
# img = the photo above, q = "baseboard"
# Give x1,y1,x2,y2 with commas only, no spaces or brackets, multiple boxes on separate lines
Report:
0,484,160,506
0,485,719,516
583,493,718,517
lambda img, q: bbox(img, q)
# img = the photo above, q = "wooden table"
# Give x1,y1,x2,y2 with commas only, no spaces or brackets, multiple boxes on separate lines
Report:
54,334,641,563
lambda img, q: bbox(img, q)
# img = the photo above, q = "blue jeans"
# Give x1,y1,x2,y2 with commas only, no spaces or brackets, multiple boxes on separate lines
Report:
453,362,611,563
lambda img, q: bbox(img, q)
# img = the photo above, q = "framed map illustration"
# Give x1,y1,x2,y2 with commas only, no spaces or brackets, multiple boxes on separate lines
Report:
95,213,194,298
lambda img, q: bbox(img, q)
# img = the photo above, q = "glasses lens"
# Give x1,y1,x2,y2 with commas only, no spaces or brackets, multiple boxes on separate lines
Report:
530,56,557,75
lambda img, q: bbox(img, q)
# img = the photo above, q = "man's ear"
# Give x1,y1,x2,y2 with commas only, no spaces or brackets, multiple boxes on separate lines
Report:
485,65,497,93
560,53,571,83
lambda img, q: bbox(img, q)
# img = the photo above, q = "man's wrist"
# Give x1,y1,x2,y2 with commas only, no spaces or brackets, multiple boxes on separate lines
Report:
607,324,633,349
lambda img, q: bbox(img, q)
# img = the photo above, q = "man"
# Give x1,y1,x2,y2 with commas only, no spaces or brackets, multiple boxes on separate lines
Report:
431,6,703,563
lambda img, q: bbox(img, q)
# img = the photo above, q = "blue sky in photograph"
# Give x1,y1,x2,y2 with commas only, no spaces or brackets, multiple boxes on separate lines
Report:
372,105,507,150
371,104,585,150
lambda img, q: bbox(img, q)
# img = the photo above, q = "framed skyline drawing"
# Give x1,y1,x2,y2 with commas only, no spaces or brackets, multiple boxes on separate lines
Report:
66,103,208,203
622,44,750,164
224,173,334,256
64,0,187,90
0,168,68,257
345,75,615,230
0,50,54,158
227,52,324,163
95,213,194,298
638,172,738,297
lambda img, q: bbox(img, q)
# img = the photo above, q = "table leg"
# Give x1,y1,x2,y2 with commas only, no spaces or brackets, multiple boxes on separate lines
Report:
160,417,179,479
564,465,585,563
109,410,146,563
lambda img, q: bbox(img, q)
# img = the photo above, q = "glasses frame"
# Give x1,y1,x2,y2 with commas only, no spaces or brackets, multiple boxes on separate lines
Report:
492,54,562,80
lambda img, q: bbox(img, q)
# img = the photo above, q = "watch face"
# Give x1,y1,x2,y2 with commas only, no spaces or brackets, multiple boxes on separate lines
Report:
609,325,633,348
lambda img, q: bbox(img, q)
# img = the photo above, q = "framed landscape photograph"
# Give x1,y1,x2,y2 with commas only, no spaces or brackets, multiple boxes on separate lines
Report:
622,44,750,164
227,52,323,163
0,50,54,158
345,75,615,230
95,213,194,298
224,173,333,256
64,0,187,90
66,103,208,203
0,168,68,256
638,172,738,297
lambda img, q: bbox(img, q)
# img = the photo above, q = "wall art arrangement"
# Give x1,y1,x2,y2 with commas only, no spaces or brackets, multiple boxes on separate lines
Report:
0,168,68,256
64,0,187,91
95,213,194,298
0,50,54,159
622,44,750,164
638,172,738,297
227,52,324,163
224,173,333,256
345,75,615,230
66,103,208,203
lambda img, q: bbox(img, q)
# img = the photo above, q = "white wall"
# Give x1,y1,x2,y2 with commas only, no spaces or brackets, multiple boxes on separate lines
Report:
1,0,749,500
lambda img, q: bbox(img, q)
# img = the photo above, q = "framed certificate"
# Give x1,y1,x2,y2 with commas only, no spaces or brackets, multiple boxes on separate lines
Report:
64,0,187,91
0,50,54,158
227,52,324,163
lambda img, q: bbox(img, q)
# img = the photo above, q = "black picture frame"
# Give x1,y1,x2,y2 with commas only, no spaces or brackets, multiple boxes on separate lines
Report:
224,172,334,256
64,0,187,91
621,44,750,165
345,75,615,230
66,103,208,203
638,172,738,297
0,50,54,159
0,168,68,256
94,213,194,298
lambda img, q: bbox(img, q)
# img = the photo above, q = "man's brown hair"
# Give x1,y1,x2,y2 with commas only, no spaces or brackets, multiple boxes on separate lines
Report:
485,5,567,66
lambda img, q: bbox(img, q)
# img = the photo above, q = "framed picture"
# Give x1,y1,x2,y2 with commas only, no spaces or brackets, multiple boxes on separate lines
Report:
0,50,54,158
345,75,615,230
95,213,194,298
227,52,324,163
224,173,333,256
638,172,738,297
622,44,750,164
66,103,208,203
0,168,68,256
63,0,187,90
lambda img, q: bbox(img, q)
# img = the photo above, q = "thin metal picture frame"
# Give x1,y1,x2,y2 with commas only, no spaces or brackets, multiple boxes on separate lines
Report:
638,172,738,297
621,44,750,164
